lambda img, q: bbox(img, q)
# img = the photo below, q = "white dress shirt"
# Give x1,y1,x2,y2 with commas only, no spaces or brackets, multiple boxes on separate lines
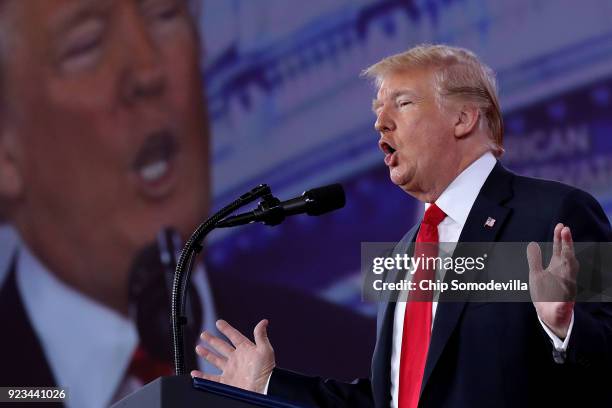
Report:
389,152,574,408
17,243,138,408
16,239,218,408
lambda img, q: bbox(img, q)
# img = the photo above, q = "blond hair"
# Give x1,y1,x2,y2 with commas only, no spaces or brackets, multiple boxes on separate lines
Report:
363,44,504,156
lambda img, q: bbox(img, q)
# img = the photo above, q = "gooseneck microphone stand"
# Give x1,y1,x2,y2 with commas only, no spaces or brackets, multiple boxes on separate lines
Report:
171,184,277,375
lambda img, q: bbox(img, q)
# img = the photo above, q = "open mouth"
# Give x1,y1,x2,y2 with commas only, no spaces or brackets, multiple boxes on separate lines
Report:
379,140,397,166
380,141,396,155
132,129,180,199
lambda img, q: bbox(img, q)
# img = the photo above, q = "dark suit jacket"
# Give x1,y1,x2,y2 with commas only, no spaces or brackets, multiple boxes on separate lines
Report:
0,262,61,407
268,162,612,407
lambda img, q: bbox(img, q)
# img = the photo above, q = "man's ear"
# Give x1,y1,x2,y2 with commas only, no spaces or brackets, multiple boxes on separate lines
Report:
454,105,480,139
0,126,23,201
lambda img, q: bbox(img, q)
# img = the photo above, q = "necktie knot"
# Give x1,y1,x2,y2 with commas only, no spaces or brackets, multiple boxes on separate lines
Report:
423,203,446,227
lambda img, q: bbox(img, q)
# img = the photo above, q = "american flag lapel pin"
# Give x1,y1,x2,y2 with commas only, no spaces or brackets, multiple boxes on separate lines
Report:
484,217,496,228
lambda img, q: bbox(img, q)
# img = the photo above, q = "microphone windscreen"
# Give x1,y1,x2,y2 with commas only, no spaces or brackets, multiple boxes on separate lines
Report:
305,183,346,216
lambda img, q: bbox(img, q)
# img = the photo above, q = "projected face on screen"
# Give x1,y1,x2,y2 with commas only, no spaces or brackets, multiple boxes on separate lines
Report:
0,0,209,312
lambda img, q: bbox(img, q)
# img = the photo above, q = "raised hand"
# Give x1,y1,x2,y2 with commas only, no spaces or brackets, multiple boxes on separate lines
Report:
191,319,275,394
527,223,578,338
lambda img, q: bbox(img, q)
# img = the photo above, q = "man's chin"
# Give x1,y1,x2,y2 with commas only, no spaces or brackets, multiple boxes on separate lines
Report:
389,168,409,187
389,172,420,197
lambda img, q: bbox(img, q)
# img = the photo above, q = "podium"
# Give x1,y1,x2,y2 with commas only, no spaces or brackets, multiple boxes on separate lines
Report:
111,375,304,408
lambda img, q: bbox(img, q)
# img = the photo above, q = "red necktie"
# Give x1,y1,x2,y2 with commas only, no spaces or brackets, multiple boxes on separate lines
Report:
398,203,446,408
128,345,173,385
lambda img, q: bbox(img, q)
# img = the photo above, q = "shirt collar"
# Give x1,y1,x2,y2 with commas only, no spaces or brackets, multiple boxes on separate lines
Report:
426,152,497,227
16,242,138,408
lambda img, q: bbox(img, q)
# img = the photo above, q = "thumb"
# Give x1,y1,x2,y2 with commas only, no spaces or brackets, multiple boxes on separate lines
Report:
526,241,543,273
254,319,271,348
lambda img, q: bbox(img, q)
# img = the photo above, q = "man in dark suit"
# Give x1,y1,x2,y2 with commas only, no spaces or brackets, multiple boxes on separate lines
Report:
192,45,612,407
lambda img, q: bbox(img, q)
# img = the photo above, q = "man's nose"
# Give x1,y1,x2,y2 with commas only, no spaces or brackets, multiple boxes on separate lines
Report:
374,110,396,134
120,15,166,103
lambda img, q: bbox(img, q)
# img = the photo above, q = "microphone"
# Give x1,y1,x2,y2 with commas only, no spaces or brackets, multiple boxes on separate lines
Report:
216,184,345,228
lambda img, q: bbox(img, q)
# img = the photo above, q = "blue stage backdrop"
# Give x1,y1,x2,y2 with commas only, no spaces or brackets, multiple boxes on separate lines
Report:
200,0,612,316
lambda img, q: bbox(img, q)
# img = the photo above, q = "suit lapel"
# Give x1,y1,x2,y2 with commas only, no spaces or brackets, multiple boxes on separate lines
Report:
420,162,514,396
372,224,419,408
0,254,58,388
383,224,420,303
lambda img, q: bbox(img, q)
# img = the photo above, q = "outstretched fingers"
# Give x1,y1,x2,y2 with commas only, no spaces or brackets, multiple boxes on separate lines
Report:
216,319,251,348
195,345,227,371
193,319,277,393
560,226,574,259
526,241,543,274
200,330,234,357
552,223,564,257
253,319,271,349
560,226,578,285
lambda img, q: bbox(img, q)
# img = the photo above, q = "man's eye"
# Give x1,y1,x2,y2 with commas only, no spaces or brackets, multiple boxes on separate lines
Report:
61,37,102,73
147,0,183,22
157,5,181,21
65,37,101,59
398,101,412,107
60,23,104,73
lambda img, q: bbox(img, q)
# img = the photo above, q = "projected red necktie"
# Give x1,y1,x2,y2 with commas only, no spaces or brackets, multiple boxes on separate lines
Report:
398,203,446,408
128,345,173,385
